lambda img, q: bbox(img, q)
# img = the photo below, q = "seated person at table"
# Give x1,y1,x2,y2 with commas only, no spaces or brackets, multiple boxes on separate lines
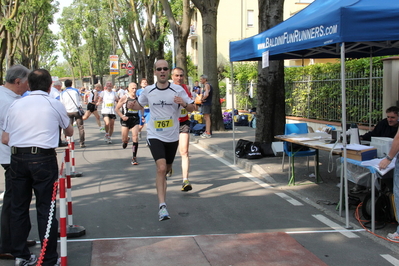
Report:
351,106,399,194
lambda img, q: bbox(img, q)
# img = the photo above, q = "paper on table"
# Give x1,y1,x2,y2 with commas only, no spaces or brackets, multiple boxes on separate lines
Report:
323,143,344,150
346,144,375,151
361,158,396,176
291,137,314,141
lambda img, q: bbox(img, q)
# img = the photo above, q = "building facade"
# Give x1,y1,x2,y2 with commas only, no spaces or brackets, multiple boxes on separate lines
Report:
188,0,337,75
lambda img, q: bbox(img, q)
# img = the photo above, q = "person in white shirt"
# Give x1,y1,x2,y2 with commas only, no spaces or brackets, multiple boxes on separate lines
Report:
2,69,73,266
49,80,68,147
128,59,195,221
49,80,62,100
60,79,86,148
97,80,118,144
0,65,33,260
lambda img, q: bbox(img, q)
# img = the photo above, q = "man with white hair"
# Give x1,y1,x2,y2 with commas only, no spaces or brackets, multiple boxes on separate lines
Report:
49,80,62,100
0,65,35,260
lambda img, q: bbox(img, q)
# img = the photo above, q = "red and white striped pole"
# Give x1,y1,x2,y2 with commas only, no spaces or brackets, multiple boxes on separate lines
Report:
67,136,82,177
64,147,86,238
59,152,68,266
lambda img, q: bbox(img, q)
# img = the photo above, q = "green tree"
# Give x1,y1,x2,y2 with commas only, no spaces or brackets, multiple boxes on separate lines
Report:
0,0,57,82
191,0,224,131
159,0,195,80
256,0,285,143
58,4,84,81
16,0,57,69
223,62,258,109
109,0,168,83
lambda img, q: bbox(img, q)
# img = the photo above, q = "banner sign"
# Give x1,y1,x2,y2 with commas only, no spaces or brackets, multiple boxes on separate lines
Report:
110,55,119,75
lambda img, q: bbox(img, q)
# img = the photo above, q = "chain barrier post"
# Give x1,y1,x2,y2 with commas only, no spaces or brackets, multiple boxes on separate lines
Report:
67,136,82,177
64,148,86,238
59,151,68,266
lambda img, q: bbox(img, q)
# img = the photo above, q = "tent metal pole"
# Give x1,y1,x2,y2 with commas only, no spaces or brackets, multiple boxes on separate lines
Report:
369,52,373,130
340,43,351,229
231,61,236,165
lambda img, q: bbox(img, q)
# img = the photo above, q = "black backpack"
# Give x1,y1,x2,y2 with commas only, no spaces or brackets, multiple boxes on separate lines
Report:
235,139,262,159
362,191,395,224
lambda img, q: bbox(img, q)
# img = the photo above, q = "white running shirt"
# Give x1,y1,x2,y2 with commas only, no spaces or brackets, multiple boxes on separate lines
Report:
138,82,192,142
100,90,118,114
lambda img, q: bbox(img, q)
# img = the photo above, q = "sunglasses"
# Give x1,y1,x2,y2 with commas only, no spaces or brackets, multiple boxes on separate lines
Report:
156,67,169,71
174,74,184,77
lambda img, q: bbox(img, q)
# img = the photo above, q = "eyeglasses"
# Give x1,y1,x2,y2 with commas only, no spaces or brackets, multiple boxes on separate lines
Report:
156,67,169,71
174,74,184,77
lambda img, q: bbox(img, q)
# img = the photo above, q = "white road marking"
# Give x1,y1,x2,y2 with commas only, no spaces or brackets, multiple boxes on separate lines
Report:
194,144,362,239
62,229,366,243
381,254,399,266
275,192,303,206
312,214,360,238
193,144,272,189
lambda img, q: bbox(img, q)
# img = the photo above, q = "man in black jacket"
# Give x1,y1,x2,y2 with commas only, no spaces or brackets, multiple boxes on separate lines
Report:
351,106,399,193
360,106,399,141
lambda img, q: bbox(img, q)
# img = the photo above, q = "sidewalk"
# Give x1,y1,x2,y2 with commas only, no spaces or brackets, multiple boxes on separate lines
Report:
191,126,397,236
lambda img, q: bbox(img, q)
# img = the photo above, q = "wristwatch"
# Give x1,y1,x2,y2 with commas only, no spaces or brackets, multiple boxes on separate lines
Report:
386,155,393,161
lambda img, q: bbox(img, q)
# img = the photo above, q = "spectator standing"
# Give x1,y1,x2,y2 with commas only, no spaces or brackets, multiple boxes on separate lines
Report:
50,80,68,147
199,74,213,138
128,59,195,221
97,80,119,144
49,80,62,100
0,65,32,260
115,82,143,165
192,80,200,96
171,67,196,191
60,79,86,148
2,69,73,266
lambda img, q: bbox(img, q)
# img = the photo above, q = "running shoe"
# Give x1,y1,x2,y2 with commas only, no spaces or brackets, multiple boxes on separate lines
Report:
15,254,37,266
107,138,112,144
80,143,86,148
166,169,173,178
131,158,139,165
181,180,192,192
387,232,399,242
200,133,211,138
158,205,170,221
104,133,109,142
99,127,105,132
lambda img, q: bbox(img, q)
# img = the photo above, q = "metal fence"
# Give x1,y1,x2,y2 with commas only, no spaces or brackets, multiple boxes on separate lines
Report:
284,68,383,126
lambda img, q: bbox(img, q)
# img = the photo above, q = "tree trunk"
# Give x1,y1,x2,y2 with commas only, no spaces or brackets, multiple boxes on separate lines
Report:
193,0,224,131
255,0,285,143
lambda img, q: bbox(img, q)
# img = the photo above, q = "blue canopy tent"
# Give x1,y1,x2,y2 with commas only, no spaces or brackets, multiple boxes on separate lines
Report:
230,0,399,61
229,0,399,231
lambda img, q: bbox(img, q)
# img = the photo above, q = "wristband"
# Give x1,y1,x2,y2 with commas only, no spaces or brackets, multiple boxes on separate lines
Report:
386,155,393,161
184,103,188,108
